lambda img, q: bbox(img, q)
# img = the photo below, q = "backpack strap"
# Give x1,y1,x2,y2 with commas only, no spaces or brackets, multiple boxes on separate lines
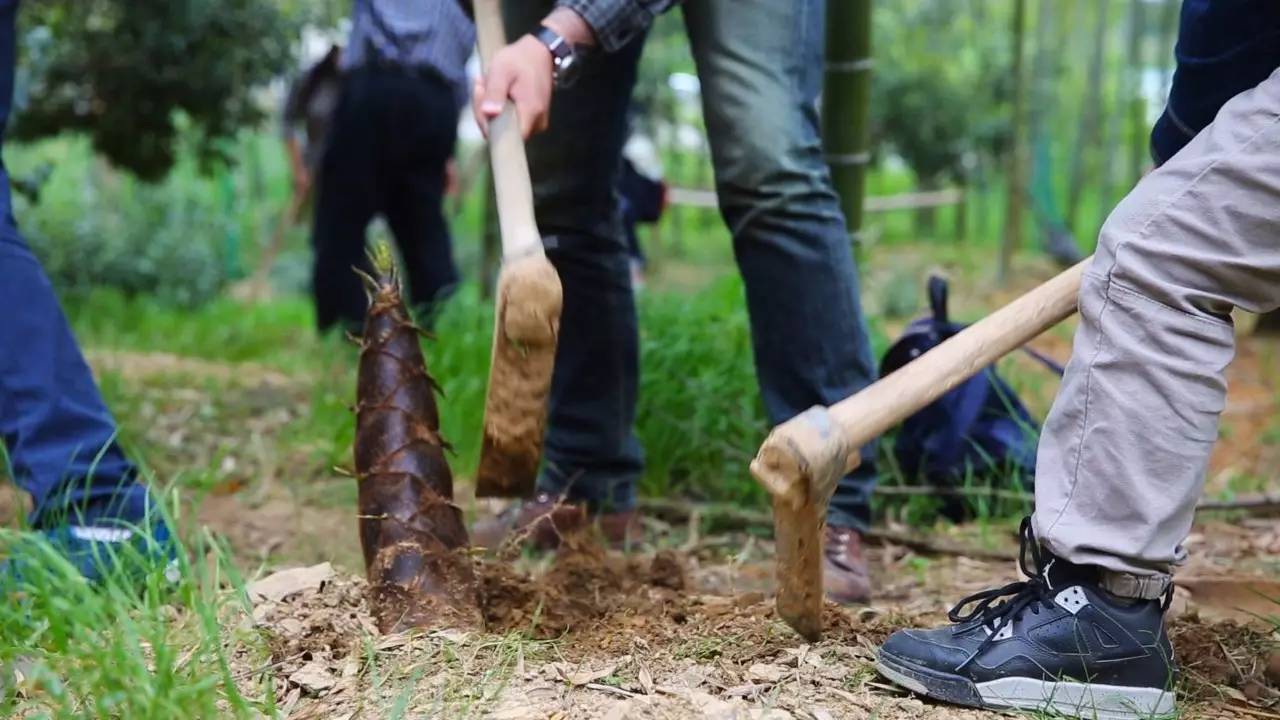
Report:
932,369,994,466
1019,346,1066,376
929,273,1065,377
928,275,949,323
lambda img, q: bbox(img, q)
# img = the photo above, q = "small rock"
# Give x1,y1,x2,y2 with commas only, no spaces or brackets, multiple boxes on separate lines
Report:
430,628,472,645
553,661,618,686
489,705,546,720
817,663,849,681
277,618,305,637
602,697,654,720
341,655,360,679
1242,680,1271,703
899,697,925,712
251,602,275,624
675,665,714,689
722,683,767,699
685,689,739,719
748,663,787,683
780,645,810,667
289,661,336,694
747,710,792,720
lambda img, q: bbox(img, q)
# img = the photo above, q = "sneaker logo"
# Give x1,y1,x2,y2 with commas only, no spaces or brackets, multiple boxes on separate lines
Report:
69,526,135,543
1053,586,1089,615
1093,624,1121,649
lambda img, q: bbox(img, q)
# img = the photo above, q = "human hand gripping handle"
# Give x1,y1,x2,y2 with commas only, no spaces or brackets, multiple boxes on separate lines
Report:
472,0,552,140
472,0,565,499
473,0,543,259
472,5,594,140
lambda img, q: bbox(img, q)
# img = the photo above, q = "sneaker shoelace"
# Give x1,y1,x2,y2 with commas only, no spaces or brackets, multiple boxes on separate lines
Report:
945,516,1058,671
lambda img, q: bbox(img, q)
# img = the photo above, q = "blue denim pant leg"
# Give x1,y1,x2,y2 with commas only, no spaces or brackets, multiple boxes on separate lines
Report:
0,0,148,529
684,0,878,530
0,215,150,527
502,0,647,514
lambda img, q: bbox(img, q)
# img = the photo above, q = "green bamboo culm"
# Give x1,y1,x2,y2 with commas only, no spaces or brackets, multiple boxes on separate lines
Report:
822,0,873,249
999,0,1030,284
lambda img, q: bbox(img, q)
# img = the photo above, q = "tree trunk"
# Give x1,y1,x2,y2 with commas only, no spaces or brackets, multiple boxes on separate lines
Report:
953,183,968,244
822,0,873,248
1065,0,1107,233
1027,0,1058,240
999,0,1029,284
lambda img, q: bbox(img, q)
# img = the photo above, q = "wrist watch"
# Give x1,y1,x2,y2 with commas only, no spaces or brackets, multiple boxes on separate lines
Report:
533,25,581,87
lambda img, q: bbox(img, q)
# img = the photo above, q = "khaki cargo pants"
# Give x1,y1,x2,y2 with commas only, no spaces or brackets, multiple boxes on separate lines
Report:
1034,68,1280,599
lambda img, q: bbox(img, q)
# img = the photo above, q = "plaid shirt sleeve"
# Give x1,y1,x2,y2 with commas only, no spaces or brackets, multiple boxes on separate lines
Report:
556,0,679,53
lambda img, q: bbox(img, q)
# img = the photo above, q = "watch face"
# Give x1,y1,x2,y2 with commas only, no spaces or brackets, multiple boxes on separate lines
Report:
536,26,580,87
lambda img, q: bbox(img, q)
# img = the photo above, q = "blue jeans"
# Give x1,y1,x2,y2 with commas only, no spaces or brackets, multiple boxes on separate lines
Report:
0,0,149,528
504,0,879,530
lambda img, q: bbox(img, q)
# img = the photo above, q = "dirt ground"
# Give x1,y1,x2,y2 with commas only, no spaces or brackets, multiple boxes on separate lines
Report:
184,319,1280,718
4,260,1277,718
234,526,1279,719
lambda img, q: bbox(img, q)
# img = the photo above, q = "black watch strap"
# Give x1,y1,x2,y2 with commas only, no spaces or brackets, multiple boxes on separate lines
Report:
533,26,580,87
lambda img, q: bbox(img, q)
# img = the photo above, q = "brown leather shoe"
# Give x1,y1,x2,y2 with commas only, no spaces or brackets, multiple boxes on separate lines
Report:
597,509,643,549
471,494,641,551
823,525,872,604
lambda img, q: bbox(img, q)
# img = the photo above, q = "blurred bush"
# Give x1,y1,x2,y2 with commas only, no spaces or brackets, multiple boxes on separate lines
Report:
12,0,295,181
15,138,233,307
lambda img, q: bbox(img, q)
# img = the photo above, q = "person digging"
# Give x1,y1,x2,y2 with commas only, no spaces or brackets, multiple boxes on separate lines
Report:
878,3,1280,717
0,0,173,586
468,0,882,604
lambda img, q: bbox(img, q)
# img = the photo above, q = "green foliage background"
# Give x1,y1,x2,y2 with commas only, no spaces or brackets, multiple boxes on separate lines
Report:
12,0,295,181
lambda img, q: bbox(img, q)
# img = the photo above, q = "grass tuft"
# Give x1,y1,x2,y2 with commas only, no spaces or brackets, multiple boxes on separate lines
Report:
0,498,272,719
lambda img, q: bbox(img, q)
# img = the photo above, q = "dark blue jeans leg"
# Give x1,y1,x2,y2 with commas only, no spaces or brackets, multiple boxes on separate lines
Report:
502,0,646,514
0,214,150,528
311,68,380,334
380,71,462,325
684,0,878,530
0,0,149,528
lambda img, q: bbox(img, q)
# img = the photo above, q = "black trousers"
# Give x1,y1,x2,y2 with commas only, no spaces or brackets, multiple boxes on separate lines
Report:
311,65,460,332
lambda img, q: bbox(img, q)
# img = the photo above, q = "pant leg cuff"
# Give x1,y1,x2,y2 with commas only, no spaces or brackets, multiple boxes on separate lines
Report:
824,506,869,533
535,470,636,515
1099,570,1172,601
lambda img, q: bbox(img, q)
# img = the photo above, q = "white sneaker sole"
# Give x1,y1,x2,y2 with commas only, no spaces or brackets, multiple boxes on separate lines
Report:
877,655,1176,720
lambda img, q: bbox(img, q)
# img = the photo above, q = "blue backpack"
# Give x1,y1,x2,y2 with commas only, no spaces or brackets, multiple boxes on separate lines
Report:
880,276,1063,505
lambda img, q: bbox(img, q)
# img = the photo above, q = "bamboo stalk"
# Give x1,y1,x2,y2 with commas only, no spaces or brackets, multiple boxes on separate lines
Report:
1126,0,1149,185
999,0,1029,284
822,0,873,248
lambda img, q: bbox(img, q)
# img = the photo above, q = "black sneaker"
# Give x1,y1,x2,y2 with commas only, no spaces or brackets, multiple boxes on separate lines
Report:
877,518,1177,719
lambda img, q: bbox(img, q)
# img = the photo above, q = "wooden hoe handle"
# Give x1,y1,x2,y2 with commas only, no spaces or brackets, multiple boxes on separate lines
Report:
474,0,543,261
751,259,1090,640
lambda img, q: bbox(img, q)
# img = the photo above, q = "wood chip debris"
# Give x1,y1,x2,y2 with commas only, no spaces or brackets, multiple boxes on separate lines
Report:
247,563,334,604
